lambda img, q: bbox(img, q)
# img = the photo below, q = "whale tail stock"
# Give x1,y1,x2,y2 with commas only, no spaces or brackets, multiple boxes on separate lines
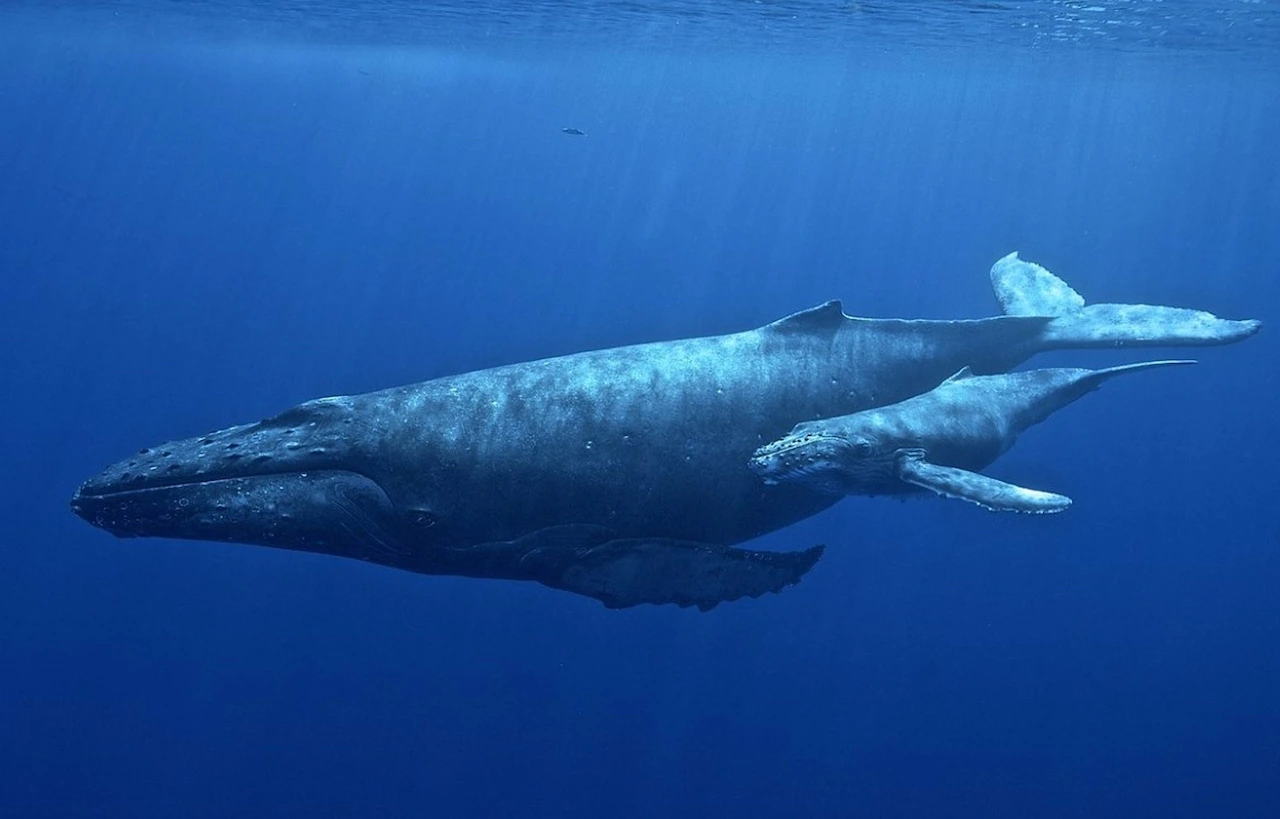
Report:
990,252,1261,348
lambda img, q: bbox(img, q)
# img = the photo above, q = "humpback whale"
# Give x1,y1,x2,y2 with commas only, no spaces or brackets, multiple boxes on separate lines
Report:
69,254,1260,610
750,360,1194,514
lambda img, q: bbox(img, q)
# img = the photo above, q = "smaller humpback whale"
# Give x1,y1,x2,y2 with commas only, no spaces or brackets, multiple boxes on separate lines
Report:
749,360,1195,514
561,127,587,136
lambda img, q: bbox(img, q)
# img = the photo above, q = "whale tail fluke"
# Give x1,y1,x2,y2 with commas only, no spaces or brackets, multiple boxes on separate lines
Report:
990,252,1261,348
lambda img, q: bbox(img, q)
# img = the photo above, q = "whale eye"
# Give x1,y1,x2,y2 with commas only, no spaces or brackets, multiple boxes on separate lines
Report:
849,439,873,456
408,509,437,528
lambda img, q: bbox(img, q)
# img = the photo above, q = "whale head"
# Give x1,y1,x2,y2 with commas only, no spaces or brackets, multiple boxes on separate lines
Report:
749,420,896,495
69,396,444,564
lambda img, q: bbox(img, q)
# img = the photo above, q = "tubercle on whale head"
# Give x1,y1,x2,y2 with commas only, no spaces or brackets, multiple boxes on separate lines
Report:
749,428,875,487
74,396,363,496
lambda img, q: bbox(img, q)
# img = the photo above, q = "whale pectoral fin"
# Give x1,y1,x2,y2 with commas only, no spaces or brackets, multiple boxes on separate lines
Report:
569,539,826,612
519,528,824,611
897,457,1072,514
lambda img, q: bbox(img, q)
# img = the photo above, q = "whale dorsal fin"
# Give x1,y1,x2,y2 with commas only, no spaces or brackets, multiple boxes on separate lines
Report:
942,366,976,384
764,300,847,334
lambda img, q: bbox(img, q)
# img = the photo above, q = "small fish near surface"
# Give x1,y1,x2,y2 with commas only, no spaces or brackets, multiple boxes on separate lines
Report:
561,127,587,136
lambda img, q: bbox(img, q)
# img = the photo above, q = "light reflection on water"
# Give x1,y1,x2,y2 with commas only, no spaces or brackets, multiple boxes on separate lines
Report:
2,0,1278,59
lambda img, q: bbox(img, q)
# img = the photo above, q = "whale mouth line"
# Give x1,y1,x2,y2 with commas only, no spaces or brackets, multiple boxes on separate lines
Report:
69,468,383,521
73,461,376,501
74,468,343,500
70,466,410,558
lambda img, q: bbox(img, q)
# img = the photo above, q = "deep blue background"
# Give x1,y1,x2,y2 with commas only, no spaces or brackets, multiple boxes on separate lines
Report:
1,10,1278,818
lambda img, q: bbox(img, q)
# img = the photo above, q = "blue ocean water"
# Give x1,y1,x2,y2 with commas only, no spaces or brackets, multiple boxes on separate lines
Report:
1,1,1278,816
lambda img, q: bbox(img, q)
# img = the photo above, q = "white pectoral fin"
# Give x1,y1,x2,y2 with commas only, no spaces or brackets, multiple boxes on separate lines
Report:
897,457,1072,514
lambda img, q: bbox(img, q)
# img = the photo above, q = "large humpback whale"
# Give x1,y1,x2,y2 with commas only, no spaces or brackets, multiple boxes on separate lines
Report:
70,254,1260,610
750,360,1195,513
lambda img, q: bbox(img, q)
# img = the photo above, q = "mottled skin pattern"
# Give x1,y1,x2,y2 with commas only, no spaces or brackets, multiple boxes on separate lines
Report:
73,306,1049,556
68,253,1261,607
359,310,1054,547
